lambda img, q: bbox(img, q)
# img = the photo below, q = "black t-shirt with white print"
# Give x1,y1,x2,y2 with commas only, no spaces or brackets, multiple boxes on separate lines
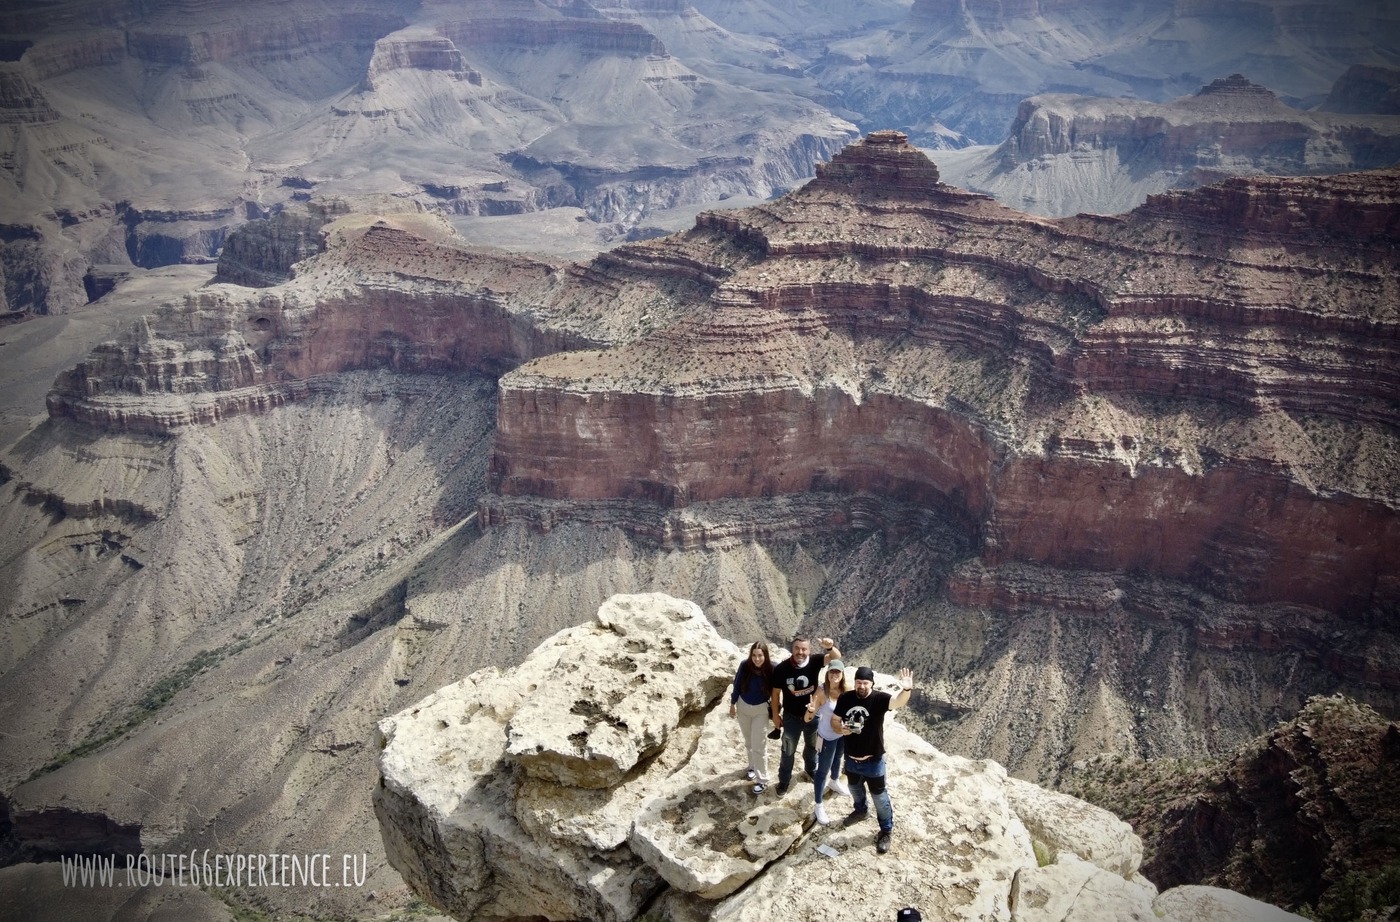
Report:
771,655,825,720
834,689,892,760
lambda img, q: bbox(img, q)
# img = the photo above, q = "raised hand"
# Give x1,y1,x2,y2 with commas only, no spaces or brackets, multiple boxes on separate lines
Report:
899,668,914,690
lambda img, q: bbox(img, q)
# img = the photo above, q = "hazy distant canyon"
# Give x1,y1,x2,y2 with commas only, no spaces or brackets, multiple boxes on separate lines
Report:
2,1,1399,920
3,129,1398,917
3,0,1399,315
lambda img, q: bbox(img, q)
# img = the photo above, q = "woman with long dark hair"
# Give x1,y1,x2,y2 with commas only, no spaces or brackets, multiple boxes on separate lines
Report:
729,641,774,793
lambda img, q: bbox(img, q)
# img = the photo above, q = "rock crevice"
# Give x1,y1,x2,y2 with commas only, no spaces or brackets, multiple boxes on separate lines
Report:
375,592,1307,922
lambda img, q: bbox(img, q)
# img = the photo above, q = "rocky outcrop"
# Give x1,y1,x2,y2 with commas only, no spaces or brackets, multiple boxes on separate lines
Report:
503,596,733,789
121,204,238,269
361,31,483,89
1322,64,1400,115
213,207,333,288
811,127,947,195
46,214,596,432
0,65,57,125
375,594,735,921
376,592,1306,922
1066,695,1400,919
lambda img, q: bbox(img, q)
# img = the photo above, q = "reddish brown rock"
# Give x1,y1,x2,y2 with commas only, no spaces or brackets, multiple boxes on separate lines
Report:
484,135,1400,624
1066,695,1400,917
48,135,1400,666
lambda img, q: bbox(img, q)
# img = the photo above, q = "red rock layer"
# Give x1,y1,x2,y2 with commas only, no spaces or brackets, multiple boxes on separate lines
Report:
47,220,590,433
47,135,1400,622
486,133,1400,616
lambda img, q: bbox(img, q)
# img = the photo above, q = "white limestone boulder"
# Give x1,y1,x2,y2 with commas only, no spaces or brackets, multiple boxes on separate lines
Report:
1003,775,1143,877
1009,854,1309,922
375,592,735,922
630,704,809,898
505,593,740,788
1011,852,1158,921
1153,885,1310,921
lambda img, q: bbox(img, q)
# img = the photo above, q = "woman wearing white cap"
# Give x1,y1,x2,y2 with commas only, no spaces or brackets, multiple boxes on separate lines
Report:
804,660,852,824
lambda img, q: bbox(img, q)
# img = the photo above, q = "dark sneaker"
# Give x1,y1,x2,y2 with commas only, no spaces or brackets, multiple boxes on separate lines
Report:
776,783,789,796
842,809,869,828
876,829,892,853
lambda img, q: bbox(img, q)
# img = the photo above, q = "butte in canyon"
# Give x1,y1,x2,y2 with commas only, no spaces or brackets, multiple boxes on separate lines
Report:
1,1,1399,921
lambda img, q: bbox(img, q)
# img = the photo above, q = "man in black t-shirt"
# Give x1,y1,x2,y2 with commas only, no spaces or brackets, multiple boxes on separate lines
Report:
832,665,914,854
768,635,841,795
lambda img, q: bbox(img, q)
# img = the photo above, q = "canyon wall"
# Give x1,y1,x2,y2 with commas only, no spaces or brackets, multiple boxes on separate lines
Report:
47,135,1400,631
944,74,1400,216
484,135,1400,623
820,0,1400,147
4,133,1399,919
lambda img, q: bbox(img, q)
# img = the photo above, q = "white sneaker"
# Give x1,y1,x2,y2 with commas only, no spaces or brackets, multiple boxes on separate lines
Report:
814,803,830,826
831,778,851,798
746,769,757,781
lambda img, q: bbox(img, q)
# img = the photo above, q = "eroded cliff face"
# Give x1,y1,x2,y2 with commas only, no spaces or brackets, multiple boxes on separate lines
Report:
484,134,1400,618
945,74,1400,216
45,214,591,433
0,0,855,316
5,133,1399,918
39,134,1400,707
375,592,1306,922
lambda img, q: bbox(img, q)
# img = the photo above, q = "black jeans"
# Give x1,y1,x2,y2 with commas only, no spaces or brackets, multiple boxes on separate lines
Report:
778,715,817,787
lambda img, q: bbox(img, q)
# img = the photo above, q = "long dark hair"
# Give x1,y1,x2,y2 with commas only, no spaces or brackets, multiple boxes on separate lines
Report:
823,665,849,697
739,641,773,686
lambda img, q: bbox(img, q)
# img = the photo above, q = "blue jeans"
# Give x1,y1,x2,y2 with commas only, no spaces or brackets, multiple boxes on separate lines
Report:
779,716,817,788
845,755,893,832
814,736,844,802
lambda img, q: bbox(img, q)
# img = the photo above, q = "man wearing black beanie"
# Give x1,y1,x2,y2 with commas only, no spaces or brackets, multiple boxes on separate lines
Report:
831,664,914,854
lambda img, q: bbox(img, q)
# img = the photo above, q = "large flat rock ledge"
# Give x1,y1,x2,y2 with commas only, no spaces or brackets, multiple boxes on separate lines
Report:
374,593,1306,922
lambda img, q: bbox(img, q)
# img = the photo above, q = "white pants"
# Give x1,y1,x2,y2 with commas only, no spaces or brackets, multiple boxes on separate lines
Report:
735,698,770,781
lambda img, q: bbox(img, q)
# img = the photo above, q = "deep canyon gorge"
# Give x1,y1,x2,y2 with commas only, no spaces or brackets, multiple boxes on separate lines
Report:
2,130,1398,919
2,0,1399,920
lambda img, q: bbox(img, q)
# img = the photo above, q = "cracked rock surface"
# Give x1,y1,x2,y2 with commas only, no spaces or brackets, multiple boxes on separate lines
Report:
377,592,1307,922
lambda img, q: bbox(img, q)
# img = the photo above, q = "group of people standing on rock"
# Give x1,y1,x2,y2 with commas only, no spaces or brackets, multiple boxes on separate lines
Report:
728,635,915,855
